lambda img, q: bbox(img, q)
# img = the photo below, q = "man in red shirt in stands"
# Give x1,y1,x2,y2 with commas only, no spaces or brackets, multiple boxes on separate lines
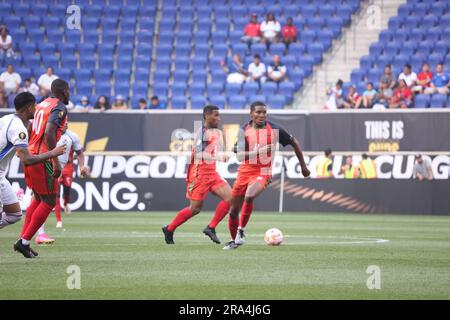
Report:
281,17,298,51
241,13,261,52
414,63,433,93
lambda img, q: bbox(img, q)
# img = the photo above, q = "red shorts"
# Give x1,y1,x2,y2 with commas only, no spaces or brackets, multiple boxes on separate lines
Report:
24,161,58,195
186,173,227,201
232,169,272,197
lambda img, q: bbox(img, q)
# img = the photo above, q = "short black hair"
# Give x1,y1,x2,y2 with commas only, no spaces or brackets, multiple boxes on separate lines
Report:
325,148,332,157
14,92,35,111
362,153,368,159
51,78,69,94
254,54,261,60
404,63,411,69
151,95,159,100
139,98,146,103
203,105,219,118
250,101,266,112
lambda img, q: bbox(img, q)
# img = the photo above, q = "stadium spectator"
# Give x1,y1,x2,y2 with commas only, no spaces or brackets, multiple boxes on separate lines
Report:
37,67,58,96
398,64,417,89
220,54,248,84
20,78,39,96
324,79,343,110
241,13,261,51
74,96,93,112
94,95,111,111
379,65,396,89
424,63,450,95
111,95,128,110
267,55,287,83
414,63,433,93
281,17,297,51
360,82,377,109
149,95,166,109
372,81,393,110
0,90,7,108
0,26,14,58
341,85,360,109
260,12,281,49
138,98,148,110
413,154,433,181
247,54,267,84
316,149,333,178
389,79,412,109
359,154,377,179
0,64,21,96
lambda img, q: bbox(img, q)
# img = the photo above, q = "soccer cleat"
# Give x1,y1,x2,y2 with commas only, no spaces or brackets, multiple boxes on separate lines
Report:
234,227,246,246
203,226,221,244
13,240,35,259
222,240,238,250
64,204,71,215
29,246,39,257
56,221,63,228
162,225,174,244
35,233,55,245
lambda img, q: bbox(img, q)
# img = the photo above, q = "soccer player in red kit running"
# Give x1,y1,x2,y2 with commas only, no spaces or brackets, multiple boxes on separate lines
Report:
162,105,232,244
223,101,310,250
14,79,69,258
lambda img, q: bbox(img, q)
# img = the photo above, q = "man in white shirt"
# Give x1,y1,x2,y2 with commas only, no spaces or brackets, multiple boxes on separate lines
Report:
0,93,65,239
260,12,281,48
0,64,21,96
247,54,267,84
37,67,58,96
0,27,14,58
398,64,417,88
267,55,287,83
21,78,40,96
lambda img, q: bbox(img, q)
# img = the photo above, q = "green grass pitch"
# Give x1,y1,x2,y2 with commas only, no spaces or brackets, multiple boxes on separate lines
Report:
0,212,449,300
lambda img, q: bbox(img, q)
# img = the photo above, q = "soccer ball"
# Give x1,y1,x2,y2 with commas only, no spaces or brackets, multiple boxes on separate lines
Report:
264,228,284,246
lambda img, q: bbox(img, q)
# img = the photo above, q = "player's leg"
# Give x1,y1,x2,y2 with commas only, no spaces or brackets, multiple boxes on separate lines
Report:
0,179,22,229
239,180,266,230
223,195,244,250
162,199,203,244
62,175,72,214
54,179,63,227
203,182,232,244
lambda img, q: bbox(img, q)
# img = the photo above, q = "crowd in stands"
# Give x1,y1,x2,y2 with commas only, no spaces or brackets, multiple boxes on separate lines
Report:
326,63,450,110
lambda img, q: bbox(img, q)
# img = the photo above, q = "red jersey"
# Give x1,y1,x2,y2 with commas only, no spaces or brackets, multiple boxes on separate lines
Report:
186,127,223,181
244,23,261,37
29,96,67,155
282,25,297,39
235,121,294,175
417,71,433,87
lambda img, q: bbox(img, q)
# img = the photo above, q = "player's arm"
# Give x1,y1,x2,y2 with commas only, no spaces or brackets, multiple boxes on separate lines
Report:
16,145,66,166
291,137,310,177
45,104,67,177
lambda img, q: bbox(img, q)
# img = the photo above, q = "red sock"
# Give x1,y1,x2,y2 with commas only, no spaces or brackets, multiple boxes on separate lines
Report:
54,198,62,222
228,215,239,240
167,207,193,232
239,201,254,229
208,200,230,229
20,198,40,238
22,202,54,241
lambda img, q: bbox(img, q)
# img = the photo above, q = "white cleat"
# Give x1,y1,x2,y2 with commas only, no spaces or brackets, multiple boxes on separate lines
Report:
64,205,71,215
234,227,246,246
56,221,63,228
222,241,238,250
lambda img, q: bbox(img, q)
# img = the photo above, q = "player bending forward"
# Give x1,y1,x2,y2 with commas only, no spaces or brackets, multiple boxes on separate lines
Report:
14,79,69,258
223,101,310,250
34,121,89,244
162,105,233,244
0,93,65,241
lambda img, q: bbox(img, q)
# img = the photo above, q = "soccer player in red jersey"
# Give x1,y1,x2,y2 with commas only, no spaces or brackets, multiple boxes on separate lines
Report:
223,101,310,250
162,105,232,244
14,79,70,258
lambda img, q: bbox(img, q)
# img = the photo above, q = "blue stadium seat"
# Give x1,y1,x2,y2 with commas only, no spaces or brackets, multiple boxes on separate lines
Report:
74,70,92,83
243,82,259,96
42,56,59,69
65,31,82,44
98,57,114,70
61,56,78,69
152,83,168,99
268,95,286,109
225,83,242,96
94,70,111,84
191,95,207,109
228,96,246,109
261,82,277,96
77,82,93,96
430,94,447,108
279,82,295,100
171,83,187,97
208,95,226,108
207,83,224,97
47,30,64,44
78,43,96,56
414,94,430,108
79,57,96,70
133,82,148,98
171,96,187,109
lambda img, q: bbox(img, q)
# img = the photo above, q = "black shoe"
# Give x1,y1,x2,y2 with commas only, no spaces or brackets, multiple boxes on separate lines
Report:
203,226,221,244
13,239,35,259
29,246,39,257
162,225,174,244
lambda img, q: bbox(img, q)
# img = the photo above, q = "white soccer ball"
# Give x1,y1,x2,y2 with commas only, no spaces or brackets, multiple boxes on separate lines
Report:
264,228,284,246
